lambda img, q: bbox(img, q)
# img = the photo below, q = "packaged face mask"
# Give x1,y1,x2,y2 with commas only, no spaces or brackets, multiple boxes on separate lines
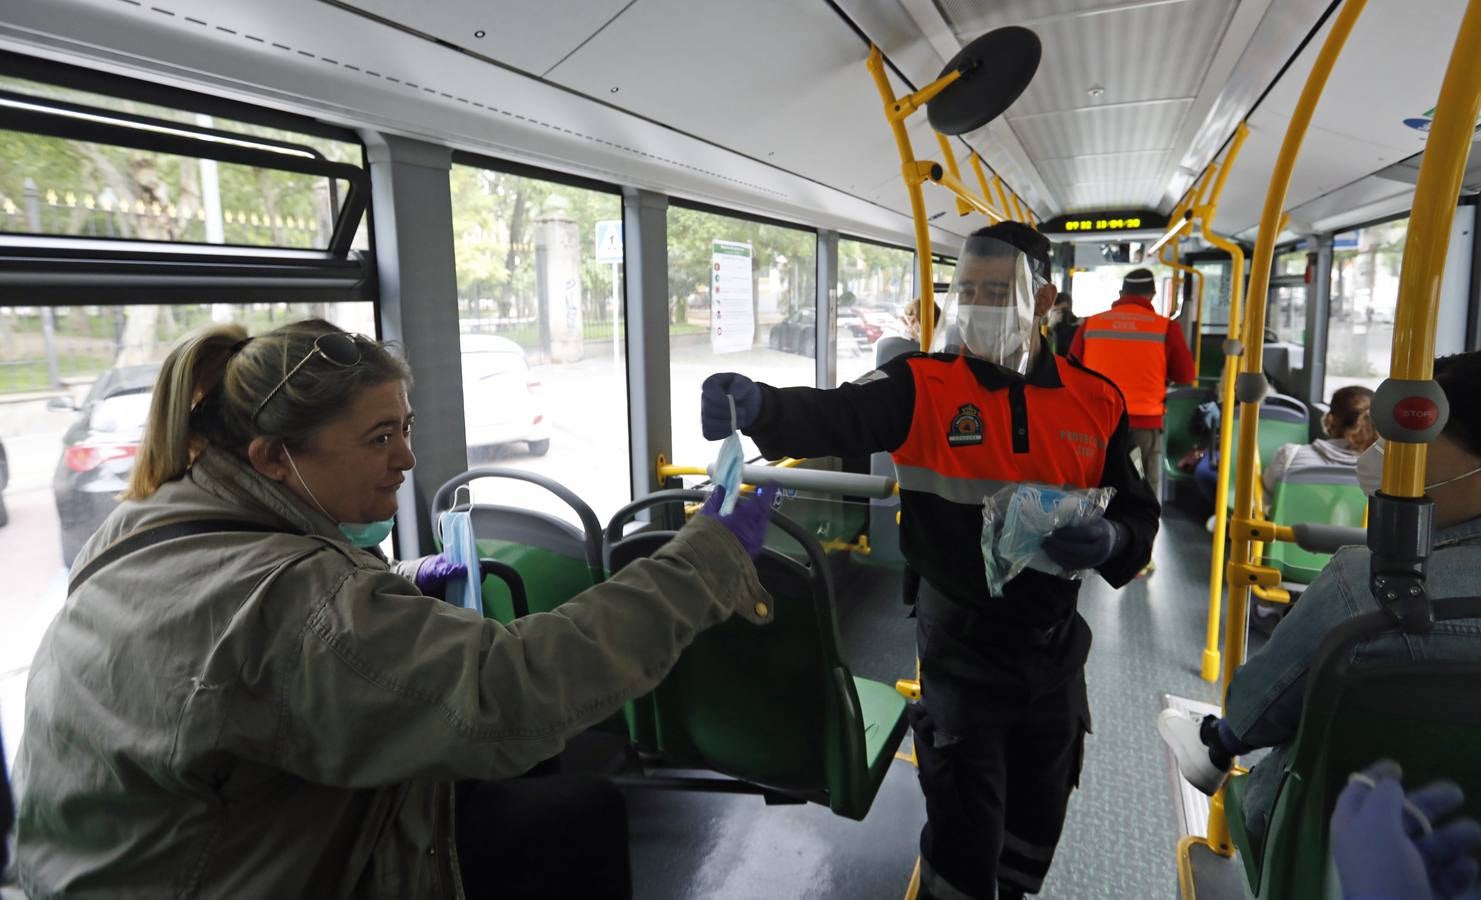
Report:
714,394,744,514
439,501,483,614
980,482,1117,596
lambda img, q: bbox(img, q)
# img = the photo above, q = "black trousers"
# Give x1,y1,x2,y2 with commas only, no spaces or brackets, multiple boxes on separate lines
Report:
913,587,1090,900
455,775,631,899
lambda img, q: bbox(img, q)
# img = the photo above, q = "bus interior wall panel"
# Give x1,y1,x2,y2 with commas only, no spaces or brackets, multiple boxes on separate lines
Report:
0,0,965,257
1208,0,1471,238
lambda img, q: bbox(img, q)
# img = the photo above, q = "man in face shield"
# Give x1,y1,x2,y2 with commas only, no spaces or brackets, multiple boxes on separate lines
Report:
699,221,1159,900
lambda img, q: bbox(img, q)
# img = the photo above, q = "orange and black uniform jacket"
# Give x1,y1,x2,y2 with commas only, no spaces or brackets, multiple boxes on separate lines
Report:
745,339,1159,636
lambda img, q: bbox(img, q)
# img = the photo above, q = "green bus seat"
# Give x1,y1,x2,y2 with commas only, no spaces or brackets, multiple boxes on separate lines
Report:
1162,386,1208,486
1223,399,1312,509
1223,595,1481,898
1263,467,1365,587
430,467,604,621
605,489,909,821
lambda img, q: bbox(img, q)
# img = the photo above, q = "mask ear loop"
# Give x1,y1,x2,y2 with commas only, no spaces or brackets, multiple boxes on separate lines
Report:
727,394,738,435
436,485,475,543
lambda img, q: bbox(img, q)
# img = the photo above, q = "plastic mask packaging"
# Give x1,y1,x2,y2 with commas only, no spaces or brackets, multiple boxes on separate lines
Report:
980,482,1117,595
714,394,745,515
439,504,483,613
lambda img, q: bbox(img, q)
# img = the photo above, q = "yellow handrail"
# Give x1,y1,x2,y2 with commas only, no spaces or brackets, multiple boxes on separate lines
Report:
866,46,939,350
1187,164,1218,377
1196,123,1251,684
1382,0,1481,498
866,45,1015,351
1205,0,1369,854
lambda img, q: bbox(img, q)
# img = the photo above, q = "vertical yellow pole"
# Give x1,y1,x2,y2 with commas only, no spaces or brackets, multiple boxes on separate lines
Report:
935,133,975,218
1197,125,1249,684
1382,0,1481,498
1189,164,1218,379
1223,0,1367,699
1203,0,1369,854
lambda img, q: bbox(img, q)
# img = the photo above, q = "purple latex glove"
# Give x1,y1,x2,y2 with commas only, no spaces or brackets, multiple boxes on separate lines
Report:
699,485,770,559
1332,761,1481,900
415,554,468,600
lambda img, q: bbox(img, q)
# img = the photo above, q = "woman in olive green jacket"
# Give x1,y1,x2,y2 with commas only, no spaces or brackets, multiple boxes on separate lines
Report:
15,320,772,899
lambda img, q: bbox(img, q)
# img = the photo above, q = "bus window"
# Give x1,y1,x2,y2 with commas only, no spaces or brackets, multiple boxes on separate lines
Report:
0,301,374,770
450,164,630,525
666,206,816,470
1327,219,1406,392
836,240,914,386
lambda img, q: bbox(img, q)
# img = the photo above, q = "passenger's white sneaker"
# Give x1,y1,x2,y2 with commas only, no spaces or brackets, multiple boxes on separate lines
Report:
1158,708,1229,796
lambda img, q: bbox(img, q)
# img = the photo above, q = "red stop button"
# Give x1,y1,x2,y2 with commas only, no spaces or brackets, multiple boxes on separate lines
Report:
1394,396,1440,430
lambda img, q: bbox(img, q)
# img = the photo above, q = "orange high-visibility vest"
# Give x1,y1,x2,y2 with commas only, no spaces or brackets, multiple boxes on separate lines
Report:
890,354,1123,504
1078,303,1170,419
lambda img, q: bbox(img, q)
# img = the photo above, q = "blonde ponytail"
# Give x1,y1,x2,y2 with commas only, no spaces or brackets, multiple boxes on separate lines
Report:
123,324,247,500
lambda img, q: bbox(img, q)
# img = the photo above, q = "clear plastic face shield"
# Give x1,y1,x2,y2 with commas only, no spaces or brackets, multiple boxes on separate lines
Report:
931,234,1049,374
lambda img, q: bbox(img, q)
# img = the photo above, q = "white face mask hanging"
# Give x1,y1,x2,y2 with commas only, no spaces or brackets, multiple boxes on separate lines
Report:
437,486,483,613
713,395,745,514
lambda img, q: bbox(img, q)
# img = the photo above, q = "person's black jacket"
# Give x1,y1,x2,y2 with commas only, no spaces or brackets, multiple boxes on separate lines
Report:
744,339,1159,668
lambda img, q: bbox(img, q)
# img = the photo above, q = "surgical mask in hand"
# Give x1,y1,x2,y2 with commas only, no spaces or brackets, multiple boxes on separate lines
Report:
958,305,1031,370
714,394,745,515
339,518,395,549
438,506,483,613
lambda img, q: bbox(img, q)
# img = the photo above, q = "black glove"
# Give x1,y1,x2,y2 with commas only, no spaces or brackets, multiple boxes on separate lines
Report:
1042,519,1128,570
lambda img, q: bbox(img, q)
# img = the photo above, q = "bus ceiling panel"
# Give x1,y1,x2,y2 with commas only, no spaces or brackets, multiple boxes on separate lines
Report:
539,0,945,217
925,0,1240,213
0,0,964,254
1204,0,1468,237
332,0,633,78
832,0,1056,214
1283,175,1416,237
1157,0,1322,209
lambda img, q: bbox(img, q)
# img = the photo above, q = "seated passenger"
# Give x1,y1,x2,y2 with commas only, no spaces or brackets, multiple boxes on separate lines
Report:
14,320,772,899
900,297,942,345
1262,384,1376,499
1158,351,1481,844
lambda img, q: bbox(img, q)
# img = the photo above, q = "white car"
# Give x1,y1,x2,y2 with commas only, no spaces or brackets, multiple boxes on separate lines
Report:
461,334,551,457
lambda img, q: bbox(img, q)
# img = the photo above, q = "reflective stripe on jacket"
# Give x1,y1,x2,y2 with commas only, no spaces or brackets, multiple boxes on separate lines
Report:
891,353,1121,502
1079,299,1170,419
16,448,769,899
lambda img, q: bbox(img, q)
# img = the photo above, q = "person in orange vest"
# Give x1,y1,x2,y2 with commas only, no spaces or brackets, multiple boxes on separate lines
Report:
699,222,1159,900
1070,267,1195,510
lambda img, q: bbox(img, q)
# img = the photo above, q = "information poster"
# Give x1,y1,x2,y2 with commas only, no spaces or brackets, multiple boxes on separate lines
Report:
710,240,754,354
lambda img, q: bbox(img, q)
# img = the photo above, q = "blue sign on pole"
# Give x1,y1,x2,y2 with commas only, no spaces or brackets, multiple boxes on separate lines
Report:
595,219,623,263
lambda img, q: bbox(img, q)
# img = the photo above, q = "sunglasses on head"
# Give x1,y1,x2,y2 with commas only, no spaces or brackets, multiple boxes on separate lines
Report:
252,331,364,425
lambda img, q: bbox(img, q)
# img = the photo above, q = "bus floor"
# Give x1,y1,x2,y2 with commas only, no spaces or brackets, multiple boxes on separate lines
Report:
612,501,1233,899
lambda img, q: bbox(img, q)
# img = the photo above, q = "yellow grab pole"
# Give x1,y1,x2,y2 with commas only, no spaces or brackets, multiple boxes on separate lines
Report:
1223,0,1367,700
935,133,978,218
1383,0,1481,498
1204,0,1368,854
867,45,937,349
968,152,994,203
1187,164,1218,378
992,175,1012,221
1197,124,1250,684
1159,225,1202,344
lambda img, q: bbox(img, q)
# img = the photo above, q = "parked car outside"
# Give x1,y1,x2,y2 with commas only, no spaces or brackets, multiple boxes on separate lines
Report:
768,308,817,357
768,308,876,357
461,333,551,459
0,437,9,528
52,364,160,566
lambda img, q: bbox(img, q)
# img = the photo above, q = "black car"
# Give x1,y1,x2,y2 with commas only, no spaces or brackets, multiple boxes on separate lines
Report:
51,364,159,566
768,308,817,357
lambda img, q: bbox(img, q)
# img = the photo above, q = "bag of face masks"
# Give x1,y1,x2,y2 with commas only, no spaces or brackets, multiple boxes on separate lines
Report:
980,482,1117,595
439,505,484,614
